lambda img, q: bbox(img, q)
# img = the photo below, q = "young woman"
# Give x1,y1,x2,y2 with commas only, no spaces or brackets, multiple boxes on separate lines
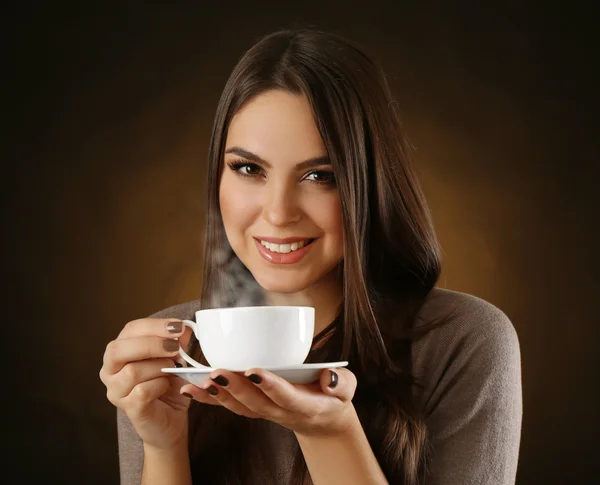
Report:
100,29,522,485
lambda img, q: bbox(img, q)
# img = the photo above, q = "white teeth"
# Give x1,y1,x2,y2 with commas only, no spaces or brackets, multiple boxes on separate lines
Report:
260,239,311,253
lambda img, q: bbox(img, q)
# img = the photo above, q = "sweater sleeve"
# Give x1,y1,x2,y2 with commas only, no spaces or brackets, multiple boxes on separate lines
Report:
117,408,144,485
114,300,201,484
414,290,523,485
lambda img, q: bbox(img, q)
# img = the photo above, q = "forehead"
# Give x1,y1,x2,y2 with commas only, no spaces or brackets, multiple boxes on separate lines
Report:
225,90,327,162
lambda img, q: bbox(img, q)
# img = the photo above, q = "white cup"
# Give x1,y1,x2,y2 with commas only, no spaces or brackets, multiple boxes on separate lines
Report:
179,306,315,369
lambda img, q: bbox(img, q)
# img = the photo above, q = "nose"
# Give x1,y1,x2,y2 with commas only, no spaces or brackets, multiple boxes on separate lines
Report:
261,179,302,227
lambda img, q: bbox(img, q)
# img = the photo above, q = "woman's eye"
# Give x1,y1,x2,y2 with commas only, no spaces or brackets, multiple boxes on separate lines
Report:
228,161,263,177
240,164,261,175
305,170,336,185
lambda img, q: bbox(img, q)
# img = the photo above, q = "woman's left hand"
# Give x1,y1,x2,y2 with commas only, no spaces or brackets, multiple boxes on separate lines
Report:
180,367,357,437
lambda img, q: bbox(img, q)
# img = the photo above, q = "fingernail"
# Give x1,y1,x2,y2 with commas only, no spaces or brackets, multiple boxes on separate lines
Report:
167,321,183,333
174,362,183,368
205,385,219,396
163,339,179,352
213,375,229,387
247,374,262,384
181,392,193,399
328,370,338,388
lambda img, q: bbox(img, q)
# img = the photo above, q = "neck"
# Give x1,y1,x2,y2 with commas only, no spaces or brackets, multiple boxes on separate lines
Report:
265,267,343,337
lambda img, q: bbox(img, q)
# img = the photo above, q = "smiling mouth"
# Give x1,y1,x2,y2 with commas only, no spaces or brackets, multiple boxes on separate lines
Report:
257,238,316,254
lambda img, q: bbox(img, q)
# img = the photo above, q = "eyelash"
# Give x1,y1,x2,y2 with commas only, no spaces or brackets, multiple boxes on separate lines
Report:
226,160,336,186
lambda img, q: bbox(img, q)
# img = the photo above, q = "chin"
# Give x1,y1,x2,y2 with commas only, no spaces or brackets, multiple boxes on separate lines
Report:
255,278,310,294
252,271,315,294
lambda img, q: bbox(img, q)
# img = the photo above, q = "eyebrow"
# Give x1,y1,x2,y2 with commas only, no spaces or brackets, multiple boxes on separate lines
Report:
224,146,330,170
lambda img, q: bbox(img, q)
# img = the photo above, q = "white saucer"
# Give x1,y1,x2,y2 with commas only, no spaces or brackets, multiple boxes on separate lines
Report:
162,361,348,385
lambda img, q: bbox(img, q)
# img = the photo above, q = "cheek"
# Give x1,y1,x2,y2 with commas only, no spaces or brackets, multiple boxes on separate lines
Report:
219,177,258,234
307,194,344,244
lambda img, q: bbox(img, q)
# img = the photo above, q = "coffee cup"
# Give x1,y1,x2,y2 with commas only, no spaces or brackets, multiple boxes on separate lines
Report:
178,306,315,369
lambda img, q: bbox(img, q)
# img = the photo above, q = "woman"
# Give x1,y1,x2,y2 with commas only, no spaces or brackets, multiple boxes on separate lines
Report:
100,29,522,485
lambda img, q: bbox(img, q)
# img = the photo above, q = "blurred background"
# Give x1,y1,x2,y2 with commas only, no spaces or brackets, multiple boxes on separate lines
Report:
3,1,598,484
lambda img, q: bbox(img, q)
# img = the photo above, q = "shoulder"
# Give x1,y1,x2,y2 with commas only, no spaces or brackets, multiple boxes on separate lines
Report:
414,286,520,362
147,299,203,320
412,287,522,413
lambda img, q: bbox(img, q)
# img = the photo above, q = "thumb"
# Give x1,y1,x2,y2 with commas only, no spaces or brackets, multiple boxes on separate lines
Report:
319,367,356,402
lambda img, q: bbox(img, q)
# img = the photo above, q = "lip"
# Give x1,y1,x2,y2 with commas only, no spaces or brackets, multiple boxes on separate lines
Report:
255,236,314,244
254,237,316,264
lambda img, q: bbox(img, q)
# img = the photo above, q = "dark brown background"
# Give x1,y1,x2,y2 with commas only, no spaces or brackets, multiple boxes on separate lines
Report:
4,2,598,484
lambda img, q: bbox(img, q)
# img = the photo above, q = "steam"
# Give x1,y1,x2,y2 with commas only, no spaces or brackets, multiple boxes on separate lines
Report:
211,240,313,309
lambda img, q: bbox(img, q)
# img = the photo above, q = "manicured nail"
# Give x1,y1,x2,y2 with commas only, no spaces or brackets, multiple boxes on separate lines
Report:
205,385,219,396
181,392,193,399
167,321,183,333
174,362,183,368
212,375,229,387
247,374,262,384
163,339,179,352
328,370,338,388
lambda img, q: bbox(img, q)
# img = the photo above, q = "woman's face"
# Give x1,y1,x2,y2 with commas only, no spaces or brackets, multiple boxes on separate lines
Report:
219,90,344,294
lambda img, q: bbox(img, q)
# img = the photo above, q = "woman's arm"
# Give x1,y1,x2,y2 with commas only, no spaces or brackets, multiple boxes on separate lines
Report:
295,404,389,485
142,441,192,485
117,408,193,485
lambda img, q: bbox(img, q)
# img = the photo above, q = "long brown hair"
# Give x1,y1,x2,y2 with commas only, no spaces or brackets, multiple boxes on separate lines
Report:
186,28,443,485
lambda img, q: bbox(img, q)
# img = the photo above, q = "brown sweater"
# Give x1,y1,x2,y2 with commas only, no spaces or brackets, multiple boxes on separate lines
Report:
116,287,522,484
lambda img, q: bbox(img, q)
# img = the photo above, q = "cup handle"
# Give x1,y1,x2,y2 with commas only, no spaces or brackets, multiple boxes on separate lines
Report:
178,319,210,368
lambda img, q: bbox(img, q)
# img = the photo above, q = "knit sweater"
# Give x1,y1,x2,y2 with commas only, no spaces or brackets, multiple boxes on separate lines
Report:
116,287,522,484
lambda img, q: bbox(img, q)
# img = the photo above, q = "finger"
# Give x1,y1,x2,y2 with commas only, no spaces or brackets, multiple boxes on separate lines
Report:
159,375,195,410
179,383,222,406
242,369,318,415
108,358,179,402
205,370,283,419
123,377,172,417
118,318,186,339
181,383,262,418
184,381,262,419
318,368,356,402
102,335,181,375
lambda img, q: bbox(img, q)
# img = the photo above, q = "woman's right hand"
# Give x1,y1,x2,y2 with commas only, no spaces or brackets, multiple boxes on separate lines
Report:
99,318,192,451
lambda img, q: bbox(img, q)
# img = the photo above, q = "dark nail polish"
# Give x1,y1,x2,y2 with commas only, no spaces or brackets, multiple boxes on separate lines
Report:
167,321,183,333
328,370,338,388
174,362,183,368
163,339,179,352
182,392,193,399
205,385,219,396
213,375,229,387
247,374,262,384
